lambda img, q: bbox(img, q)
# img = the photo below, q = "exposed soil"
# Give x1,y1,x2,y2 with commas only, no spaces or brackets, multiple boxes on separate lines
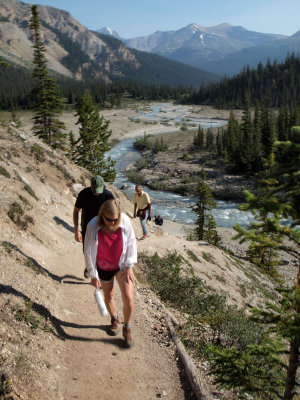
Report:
0,103,298,400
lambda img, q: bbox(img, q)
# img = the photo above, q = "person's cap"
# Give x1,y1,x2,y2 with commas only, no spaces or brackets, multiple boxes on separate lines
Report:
91,175,104,194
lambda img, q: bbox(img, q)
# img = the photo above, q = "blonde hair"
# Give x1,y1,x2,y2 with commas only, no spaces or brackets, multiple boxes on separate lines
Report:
98,199,121,228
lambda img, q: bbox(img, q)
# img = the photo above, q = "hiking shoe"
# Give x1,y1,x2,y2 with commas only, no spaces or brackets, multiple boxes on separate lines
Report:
108,316,120,336
84,268,90,278
140,235,148,240
123,326,134,348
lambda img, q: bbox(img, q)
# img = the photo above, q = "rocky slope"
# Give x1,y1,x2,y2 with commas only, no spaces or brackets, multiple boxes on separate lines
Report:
0,0,217,85
0,114,297,399
0,0,136,81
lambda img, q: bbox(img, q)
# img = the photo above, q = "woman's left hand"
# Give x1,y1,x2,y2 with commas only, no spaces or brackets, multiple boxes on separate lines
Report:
123,268,135,284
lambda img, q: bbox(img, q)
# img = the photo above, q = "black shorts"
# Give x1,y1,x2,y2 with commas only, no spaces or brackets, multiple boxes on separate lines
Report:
97,267,120,282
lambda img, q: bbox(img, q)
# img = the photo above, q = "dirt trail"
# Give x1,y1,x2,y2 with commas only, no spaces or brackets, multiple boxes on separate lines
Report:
46,230,194,400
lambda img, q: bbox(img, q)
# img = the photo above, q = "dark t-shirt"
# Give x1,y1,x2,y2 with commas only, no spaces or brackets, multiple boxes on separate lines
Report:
75,187,114,232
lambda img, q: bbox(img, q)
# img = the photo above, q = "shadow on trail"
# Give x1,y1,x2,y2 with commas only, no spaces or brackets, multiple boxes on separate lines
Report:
0,284,128,348
61,279,90,285
2,241,84,284
53,216,74,233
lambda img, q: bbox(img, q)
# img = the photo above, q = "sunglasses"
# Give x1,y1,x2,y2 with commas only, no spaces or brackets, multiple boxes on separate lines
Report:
103,215,119,222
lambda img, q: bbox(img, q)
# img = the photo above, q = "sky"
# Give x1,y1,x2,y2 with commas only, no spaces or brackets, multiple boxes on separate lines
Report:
20,0,300,38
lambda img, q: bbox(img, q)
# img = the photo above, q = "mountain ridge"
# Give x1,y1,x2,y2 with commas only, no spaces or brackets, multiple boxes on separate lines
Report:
98,22,298,76
0,0,217,86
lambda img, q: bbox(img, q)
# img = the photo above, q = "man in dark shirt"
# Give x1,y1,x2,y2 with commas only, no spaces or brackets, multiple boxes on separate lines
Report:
73,175,114,277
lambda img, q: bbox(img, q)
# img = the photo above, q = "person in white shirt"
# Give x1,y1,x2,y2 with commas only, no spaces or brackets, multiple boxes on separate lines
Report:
84,199,137,348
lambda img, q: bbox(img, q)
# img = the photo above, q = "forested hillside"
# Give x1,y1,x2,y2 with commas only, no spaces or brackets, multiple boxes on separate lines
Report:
183,54,300,108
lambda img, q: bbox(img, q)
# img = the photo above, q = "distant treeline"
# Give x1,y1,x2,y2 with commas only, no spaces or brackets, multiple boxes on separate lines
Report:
1,53,300,112
0,63,190,110
182,53,300,109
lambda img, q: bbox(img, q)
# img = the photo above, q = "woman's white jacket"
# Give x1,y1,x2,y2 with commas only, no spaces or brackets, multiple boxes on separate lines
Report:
84,213,137,279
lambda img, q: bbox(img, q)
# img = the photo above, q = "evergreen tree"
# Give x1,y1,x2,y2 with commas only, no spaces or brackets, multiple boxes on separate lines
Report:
216,129,223,157
29,5,66,149
240,95,256,173
205,128,214,152
213,127,300,399
73,89,116,182
253,100,264,172
191,169,219,245
193,125,204,149
260,93,276,166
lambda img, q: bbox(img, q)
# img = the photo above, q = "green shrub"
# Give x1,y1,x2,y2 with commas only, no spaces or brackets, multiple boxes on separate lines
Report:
25,259,46,275
133,134,152,151
124,170,147,185
186,249,200,262
7,201,34,229
202,252,217,264
8,201,24,222
1,241,16,254
19,195,31,208
0,373,12,397
134,157,151,171
24,184,38,200
0,165,10,178
31,143,45,162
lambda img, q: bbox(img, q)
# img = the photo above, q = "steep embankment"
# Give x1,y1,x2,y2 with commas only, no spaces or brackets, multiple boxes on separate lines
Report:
0,121,286,399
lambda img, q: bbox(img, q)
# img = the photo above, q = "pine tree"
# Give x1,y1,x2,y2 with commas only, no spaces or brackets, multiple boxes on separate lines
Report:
240,95,256,173
218,127,300,399
253,100,264,172
29,5,66,149
193,125,204,149
191,169,219,245
261,93,276,166
73,89,116,182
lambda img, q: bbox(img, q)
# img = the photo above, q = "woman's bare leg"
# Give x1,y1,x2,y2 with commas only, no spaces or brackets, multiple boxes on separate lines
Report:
101,279,116,317
116,270,134,324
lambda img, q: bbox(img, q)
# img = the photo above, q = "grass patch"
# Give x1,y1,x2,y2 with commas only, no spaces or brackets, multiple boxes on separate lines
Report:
0,165,10,178
24,184,38,200
31,143,45,162
214,273,227,284
202,252,217,264
1,241,17,254
186,249,201,263
19,194,32,209
25,259,46,276
13,300,53,333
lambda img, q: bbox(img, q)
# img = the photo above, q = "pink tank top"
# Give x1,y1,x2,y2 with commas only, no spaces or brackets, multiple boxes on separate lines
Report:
97,228,123,271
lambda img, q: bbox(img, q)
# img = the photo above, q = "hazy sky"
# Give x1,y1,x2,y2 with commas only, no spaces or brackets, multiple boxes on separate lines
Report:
21,0,300,38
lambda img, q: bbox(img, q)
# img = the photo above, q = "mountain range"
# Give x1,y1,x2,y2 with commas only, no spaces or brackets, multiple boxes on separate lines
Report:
0,0,217,87
1,0,299,87
100,23,300,76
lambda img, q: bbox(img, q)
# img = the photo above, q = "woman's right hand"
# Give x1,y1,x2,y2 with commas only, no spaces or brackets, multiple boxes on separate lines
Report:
91,277,101,288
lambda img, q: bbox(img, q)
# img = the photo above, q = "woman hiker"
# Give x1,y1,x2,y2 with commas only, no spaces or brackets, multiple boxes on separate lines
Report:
84,199,137,347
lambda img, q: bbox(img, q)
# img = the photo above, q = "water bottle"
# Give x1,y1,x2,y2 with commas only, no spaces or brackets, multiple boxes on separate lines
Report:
94,288,108,316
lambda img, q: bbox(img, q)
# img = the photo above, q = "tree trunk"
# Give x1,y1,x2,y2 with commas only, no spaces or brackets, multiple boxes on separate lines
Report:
283,339,299,399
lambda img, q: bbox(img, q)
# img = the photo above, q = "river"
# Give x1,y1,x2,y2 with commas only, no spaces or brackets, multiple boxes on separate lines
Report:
108,103,253,228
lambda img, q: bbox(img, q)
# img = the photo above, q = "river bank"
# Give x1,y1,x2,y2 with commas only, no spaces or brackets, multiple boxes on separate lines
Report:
125,128,255,201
